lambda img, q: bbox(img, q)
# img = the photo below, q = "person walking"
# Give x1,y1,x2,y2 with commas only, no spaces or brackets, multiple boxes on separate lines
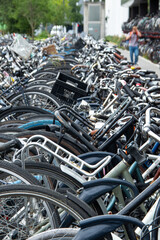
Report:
126,26,141,65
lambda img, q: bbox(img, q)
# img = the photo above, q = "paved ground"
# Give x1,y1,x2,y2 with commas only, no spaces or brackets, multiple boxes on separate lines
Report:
109,43,160,77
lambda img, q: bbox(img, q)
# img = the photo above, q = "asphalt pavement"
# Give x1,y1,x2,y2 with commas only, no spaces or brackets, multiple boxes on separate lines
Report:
109,43,160,77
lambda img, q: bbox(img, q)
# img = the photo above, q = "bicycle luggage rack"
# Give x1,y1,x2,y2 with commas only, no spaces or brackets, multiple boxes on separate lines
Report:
18,135,111,178
51,72,88,105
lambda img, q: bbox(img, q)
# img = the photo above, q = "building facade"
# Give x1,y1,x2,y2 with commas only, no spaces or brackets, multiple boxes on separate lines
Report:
105,0,129,36
83,0,129,38
122,0,160,18
83,0,160,39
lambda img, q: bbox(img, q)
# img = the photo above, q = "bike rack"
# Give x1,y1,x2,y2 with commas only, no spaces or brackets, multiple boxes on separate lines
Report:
17,135,112,178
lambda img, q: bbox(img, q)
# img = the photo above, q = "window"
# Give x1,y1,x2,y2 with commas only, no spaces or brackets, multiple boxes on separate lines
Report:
88,5,100,21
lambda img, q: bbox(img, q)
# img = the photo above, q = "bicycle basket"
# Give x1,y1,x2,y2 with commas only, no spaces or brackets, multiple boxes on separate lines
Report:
51,72,88,105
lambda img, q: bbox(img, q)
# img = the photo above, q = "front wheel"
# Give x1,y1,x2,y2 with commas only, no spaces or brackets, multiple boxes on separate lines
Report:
0,184,95,239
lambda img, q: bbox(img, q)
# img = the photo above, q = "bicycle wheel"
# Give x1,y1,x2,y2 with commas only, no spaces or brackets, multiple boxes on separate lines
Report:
0,120,28,129
27,79,56,88
0,106,52,122
18,161,82,192
26,84,52,93
7,90,61,112
27,228,79,240
0,184,95,239
19,162,104,215
0,160,40,186
27,229,120,240
33,71,57,79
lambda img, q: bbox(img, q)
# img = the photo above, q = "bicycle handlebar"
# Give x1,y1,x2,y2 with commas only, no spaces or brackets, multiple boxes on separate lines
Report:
145,107,160,126
146,86,160,94
143,107,160,143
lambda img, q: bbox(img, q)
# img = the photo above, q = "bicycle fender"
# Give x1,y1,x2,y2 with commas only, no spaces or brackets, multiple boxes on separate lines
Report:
79,178,139,204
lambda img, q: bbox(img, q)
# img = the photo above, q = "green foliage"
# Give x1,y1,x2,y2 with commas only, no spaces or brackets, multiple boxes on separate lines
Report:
143,54,149,60
50,0,70,25
0,0,15,33
12,0,51,39
0,0,11,24
0,0,82,37
34,31,50,40
105,35,125,48
68,0,83,23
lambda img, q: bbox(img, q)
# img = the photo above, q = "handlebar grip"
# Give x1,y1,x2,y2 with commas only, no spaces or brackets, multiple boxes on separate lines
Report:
123,84,135,98
146,70,155,74
0,139,22,152
130,74,140,78
114,52,124,60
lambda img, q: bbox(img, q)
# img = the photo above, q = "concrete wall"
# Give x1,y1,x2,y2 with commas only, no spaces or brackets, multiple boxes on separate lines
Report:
105,0,129,36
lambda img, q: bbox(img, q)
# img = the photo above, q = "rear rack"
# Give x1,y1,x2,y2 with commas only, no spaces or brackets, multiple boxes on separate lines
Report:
18,135,111,178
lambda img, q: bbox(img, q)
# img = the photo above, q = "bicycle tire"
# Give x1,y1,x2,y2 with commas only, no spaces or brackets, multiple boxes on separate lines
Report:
0,184,95,239
27,228,79,240
33,71,57,79
27,228,120,240
0,106,52,122
19,162,105,215
27,79,53,86
0,160,40,185
19,161,82,192
0,120,28,129
26,84,52,92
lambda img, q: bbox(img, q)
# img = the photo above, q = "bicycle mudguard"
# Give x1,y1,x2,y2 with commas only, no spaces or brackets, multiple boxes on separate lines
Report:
18,120,61,130
74,215,149,240
67,191,96,216
60,191,97,228
79,179,139,204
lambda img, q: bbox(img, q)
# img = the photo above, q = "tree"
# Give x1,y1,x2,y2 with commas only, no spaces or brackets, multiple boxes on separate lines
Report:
49,0,70,26
68,0,83,24
0,0,83,37
12,0,51,39
0,0,15,32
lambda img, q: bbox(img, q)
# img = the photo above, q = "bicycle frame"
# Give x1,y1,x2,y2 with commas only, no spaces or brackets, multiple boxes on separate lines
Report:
16,134,146,212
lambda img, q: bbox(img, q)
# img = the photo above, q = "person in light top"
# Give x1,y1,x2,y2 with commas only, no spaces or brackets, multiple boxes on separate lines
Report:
126,26,142,66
